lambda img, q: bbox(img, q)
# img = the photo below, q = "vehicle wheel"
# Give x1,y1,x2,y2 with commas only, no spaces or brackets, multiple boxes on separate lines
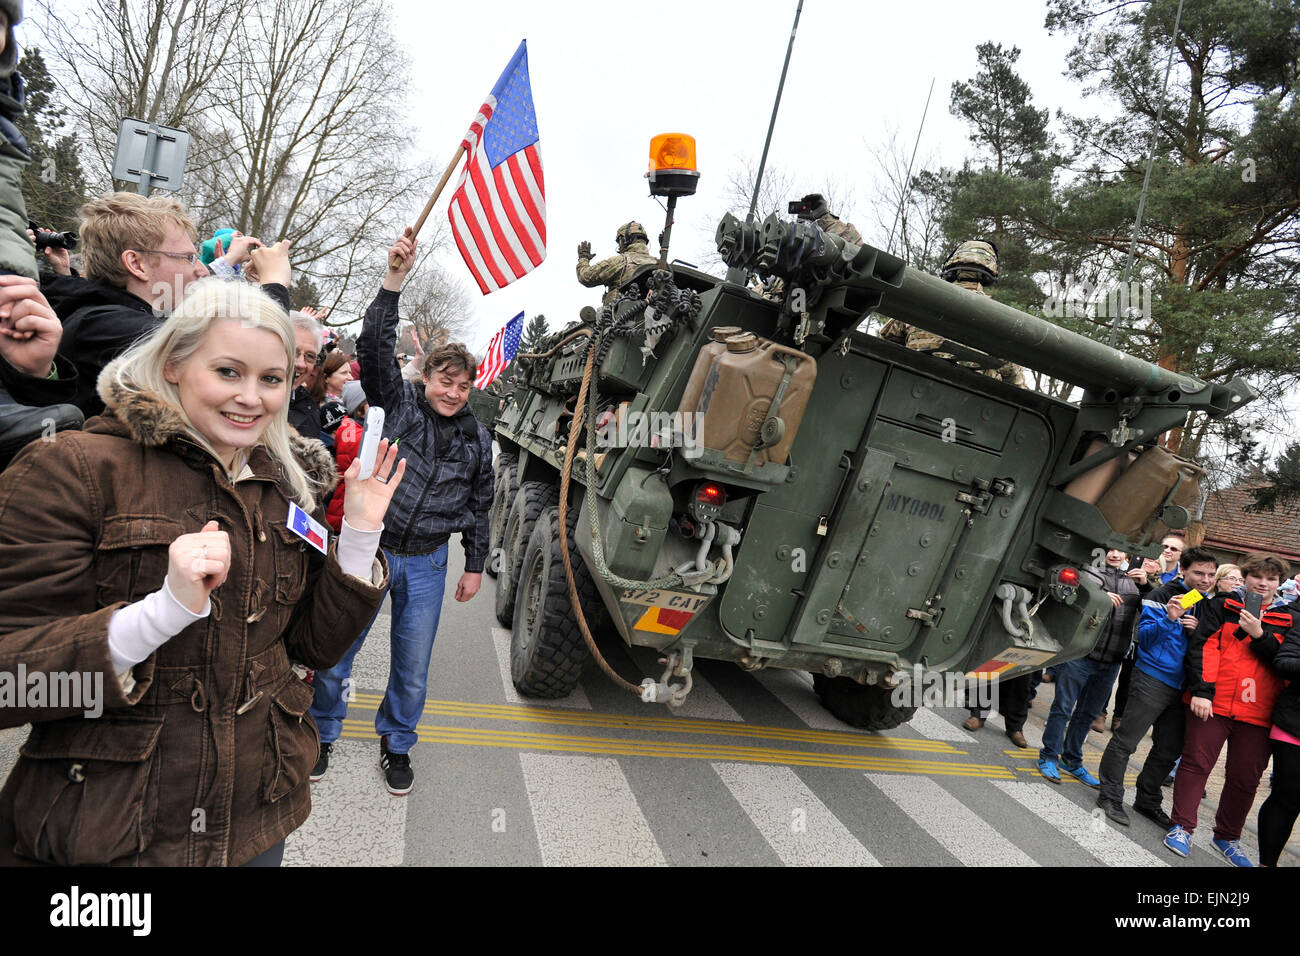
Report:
495,480,559,626
511,504,594,699
495,452,518,480
812,674,916,731
487,462,518,578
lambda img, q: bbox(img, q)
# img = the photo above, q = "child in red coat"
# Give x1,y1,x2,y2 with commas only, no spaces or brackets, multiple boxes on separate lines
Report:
325,380,368,532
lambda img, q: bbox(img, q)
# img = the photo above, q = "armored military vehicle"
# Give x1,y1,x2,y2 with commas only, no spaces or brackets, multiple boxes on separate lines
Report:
487,154,1254,729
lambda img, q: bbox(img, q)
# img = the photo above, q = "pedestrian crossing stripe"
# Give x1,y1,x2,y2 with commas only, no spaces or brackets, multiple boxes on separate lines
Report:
633,606,693,634
337,719,1019,777
343,693,967,754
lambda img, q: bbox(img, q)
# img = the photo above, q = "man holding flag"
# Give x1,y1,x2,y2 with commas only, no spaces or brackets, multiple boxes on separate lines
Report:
309,228,494,795
310,41,545,794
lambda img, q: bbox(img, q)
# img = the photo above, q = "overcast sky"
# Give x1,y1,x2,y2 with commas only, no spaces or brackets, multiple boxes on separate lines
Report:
389,0,1095,350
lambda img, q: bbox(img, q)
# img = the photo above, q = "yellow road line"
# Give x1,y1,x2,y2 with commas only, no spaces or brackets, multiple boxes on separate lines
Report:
338,720,1017,778
345,693,965,754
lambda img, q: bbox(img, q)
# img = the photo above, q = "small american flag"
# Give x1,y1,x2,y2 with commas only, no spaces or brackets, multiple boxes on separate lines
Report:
474,311,524,390
450,40,546,295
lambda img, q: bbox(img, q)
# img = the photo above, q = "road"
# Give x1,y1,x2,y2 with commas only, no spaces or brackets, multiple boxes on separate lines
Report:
0,534,1288,867
282,536,1293,868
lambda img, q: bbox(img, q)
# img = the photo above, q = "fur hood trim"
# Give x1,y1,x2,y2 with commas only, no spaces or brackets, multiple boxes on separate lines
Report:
96,357,338,494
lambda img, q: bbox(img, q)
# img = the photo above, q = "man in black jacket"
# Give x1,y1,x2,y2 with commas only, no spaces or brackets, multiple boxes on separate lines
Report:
1039,549,1151,786
54,193,267,417
309,228,493,795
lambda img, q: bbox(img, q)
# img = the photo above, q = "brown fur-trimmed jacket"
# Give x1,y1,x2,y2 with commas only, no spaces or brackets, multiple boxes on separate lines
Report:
0,377,388,866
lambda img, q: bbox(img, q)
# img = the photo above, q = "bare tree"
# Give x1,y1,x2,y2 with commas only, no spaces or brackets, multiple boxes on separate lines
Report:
696,157,857,272
32,0,435,311
400,261,473,353
861,126,950,271
32,0,241,198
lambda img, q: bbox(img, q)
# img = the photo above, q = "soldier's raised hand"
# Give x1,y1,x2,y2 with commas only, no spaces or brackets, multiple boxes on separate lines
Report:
577,240,592,260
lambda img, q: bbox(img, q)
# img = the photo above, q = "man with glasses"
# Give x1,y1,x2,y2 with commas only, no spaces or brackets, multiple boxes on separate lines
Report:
54,193,281,417
288,310,324,439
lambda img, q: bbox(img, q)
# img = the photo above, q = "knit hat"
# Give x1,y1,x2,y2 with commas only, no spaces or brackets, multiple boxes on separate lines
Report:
341,381,367,415
199,228,238,265
320,399,346,435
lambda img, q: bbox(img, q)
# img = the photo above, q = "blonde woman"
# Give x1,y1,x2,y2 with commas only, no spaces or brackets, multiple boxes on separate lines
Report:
1214,564,1243,594
0,272,405,866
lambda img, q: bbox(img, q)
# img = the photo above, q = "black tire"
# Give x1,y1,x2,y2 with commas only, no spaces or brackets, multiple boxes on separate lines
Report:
812,674,917,731
495,480,559,626
510,504,594,699
486,463,518,578
495,452,518,479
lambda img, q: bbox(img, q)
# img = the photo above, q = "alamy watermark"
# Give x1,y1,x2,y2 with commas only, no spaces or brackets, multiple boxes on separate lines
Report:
1042,275,1152,322
0,664,103,718
595,410,703,459
889,664,998,711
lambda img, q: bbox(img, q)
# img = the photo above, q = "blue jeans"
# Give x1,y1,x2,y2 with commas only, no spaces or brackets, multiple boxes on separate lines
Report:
1039,656,1121,769
310,544,448,753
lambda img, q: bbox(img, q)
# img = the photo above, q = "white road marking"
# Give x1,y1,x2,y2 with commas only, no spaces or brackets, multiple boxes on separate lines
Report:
750,669,852,731
866,773,1037,866
491,627,591,709
712,762,880,866
626,647,743,722
991,780,1167,867
519,752,666,866
908,707,976,742
284,739,407,867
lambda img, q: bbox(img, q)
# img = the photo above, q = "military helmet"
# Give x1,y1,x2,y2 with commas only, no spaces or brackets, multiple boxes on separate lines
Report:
941,239,999,285
616,221,648,251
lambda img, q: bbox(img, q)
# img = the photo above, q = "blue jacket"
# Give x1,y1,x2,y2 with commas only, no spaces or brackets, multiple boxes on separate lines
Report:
1136,577,1208,690
356,287,494,570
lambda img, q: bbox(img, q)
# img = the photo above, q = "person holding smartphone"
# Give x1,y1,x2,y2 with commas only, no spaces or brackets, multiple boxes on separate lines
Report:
0,271,404,866
1164,552,1300,865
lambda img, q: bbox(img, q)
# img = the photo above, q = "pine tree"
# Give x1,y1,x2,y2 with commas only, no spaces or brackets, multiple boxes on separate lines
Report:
15,48,89,232
520,314,549,354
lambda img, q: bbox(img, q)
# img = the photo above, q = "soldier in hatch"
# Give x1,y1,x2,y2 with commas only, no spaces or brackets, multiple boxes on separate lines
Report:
880,239,1023,386
758,194,862,301
791,192,861,244
576,221,657,305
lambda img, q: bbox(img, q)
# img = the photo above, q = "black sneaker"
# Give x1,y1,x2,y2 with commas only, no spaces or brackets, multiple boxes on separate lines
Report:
1096,795,1130,826
310,741,332,782
1134,803,1173,829
380,738,414,795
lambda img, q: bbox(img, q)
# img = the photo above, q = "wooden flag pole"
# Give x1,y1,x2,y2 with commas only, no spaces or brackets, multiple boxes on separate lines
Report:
391,144,467,269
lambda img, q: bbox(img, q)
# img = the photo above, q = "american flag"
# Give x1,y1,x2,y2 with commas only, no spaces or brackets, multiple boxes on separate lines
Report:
474,311,524,390
450,40,546,295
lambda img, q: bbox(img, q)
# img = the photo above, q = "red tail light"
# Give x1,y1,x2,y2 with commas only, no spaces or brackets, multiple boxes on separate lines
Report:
696,482,726,507
1058,567,1080,586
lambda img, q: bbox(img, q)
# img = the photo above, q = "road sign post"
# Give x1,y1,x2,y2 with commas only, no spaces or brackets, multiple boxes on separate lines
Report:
111,119,191,195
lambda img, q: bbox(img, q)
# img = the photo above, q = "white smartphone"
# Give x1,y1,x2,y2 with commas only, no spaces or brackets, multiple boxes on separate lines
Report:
357,406,386,479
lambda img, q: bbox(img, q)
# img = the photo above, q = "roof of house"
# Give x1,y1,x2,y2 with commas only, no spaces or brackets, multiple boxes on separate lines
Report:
1199,483,1300,561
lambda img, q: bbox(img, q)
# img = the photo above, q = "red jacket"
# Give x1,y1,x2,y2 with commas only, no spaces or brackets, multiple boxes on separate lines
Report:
326,417,362,532
1185,591,1296,727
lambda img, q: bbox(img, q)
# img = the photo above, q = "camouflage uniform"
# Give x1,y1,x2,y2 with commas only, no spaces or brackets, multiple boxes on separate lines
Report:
758,198,862,301
879,241,1023,387
816,212,861,245
577,221,657,305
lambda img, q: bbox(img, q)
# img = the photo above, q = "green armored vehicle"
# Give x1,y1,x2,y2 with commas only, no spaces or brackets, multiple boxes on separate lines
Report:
487,167,1253,730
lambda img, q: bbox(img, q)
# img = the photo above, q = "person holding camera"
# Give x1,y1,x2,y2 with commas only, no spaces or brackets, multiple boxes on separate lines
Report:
0,271,405,866
56,193,281,418
1164,553,1300,865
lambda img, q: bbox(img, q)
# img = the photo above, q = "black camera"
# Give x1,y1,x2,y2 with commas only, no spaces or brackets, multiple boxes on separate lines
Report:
29,222,78,252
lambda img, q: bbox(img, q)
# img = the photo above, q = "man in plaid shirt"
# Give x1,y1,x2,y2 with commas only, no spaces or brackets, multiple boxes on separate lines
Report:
309,228,494,795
